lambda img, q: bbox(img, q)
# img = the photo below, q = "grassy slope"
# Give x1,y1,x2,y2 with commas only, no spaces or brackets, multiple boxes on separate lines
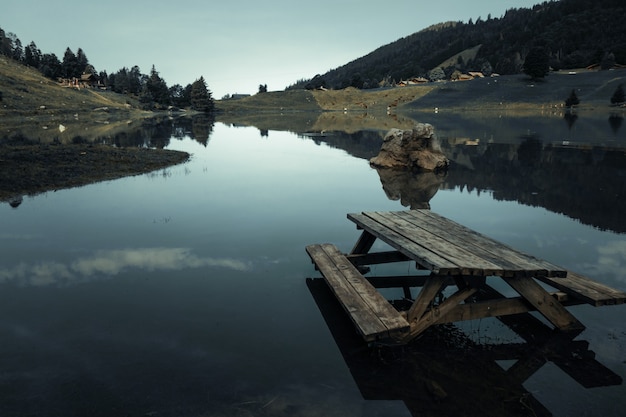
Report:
401,69,626,113
215,86,436,132
0,56,153,142
216,85,435,113
3,53,624,138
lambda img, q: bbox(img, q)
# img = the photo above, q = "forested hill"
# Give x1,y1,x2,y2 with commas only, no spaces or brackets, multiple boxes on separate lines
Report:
289,0,626,90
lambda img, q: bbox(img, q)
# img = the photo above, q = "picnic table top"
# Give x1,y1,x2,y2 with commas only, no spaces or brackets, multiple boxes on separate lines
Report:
348,210,567,278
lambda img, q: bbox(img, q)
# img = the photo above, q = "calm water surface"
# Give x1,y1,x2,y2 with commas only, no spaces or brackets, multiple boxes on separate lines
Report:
1,118,625,417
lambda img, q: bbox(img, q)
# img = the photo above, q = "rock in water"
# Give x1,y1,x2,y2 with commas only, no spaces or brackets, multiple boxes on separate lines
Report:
370,123,449,171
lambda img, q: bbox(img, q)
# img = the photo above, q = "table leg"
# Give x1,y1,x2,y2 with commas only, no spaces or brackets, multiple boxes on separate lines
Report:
503,276,585,333
407,275,447,323
350,230,377,255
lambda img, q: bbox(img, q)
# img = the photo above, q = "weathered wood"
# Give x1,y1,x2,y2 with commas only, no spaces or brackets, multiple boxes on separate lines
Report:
399,210,565,277
435,292,587,324
364,275,453,289
346,251,410,266
503,276,585,332
536,271,626,306
370,211,504,275
305,244,409,342
404,287,478,341
348,211,569,277
406,275,447,322
308,209,625,345
350,230,377,255
348,212,456,273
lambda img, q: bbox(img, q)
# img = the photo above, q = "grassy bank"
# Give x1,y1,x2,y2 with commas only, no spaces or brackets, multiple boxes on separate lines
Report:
0,56,165,143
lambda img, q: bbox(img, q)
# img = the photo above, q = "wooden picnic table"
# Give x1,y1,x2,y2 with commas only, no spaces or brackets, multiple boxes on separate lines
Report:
306,210,626,344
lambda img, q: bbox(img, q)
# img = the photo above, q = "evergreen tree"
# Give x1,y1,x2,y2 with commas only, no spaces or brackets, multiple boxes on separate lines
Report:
39,53,62,79
0,29,12,56
169,83,191,107
611,84,625,105
138,84,155,109
62,47,80,78
565,89,580,107
24,41,41,68
146,65,170,106
12,37,23,62
190,77,214,113
523,47,550,79
128,66,143,95
76,48,89,73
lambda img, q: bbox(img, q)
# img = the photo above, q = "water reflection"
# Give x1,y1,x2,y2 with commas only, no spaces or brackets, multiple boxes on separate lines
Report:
0,247,249,287
2,119,625,417
308,278,622,417
441,138,626,233
563,111,578,130
101,114,215,148
299,123,626,233
609,113,623,134
373,168,445,209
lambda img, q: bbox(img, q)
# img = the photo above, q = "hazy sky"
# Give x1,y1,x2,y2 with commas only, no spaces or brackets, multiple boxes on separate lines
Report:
3,0,539,98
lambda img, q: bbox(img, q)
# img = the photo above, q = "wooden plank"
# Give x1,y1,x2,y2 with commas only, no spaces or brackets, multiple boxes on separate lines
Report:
350,230,377,255
399,210,544,276
404,287,478,340
435,292,586,324
367,211,504,276
364,275,452,289
346,251,410,266
306,244,409,342
503,276,585,333
348,212,456,273
306,244,385,340
406,275,447,322
400,210,566,277
536,271,626,306
437,296,534,322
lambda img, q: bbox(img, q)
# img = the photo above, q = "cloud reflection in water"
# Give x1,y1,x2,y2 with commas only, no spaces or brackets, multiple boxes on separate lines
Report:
594,240,626,284
0,248,249,287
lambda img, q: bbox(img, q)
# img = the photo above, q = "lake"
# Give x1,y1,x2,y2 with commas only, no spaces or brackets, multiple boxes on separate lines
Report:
1,111,626,417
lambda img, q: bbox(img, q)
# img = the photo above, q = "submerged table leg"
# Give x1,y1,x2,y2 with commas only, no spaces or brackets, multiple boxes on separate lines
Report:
407,275,448,323
503,276,585,334
406,286,478,341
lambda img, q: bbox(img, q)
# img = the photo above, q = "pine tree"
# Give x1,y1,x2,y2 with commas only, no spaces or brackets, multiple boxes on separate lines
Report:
565,89,580,108
190,77,214,113
611,84,625,105
146,65,170,107
62,47,79,78
523,47,550,80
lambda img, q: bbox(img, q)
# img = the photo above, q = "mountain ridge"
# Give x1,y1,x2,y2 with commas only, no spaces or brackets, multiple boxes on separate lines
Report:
288,0,626,90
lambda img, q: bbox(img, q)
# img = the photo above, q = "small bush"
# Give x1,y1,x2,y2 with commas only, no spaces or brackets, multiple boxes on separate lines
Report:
565,89,580,107
611,84,625,105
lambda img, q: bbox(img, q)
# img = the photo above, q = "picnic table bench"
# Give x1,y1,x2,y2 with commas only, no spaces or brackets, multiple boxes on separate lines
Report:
306,210,626,344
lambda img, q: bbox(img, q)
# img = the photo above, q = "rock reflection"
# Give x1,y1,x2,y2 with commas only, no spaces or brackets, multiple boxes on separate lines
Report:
374,168,446,209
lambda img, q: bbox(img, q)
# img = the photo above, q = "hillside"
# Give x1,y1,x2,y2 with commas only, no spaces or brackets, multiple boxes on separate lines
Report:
0,57,190,203
0,56,156,143
288,0,626,90
401,68,626,112
216,85,434,113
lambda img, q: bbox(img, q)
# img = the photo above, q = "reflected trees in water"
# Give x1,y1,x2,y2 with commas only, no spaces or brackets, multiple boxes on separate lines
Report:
608,113,623,135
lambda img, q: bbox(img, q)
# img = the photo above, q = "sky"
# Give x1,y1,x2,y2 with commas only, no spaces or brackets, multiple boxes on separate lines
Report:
3,0,540,98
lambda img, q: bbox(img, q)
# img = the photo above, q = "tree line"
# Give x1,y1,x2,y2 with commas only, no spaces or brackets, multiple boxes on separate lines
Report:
0,27,214,112
288,0,626,90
